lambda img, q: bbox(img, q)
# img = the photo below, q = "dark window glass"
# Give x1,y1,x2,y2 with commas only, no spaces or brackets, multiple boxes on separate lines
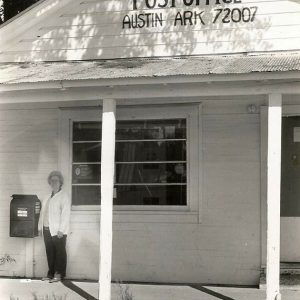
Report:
72,185,186,206
116,163,186,184
116,119,186,140
114,185,186,206
116,141,186,162
72,164,101,184
73,143,101,163
73,122,101,141
72,119,187,206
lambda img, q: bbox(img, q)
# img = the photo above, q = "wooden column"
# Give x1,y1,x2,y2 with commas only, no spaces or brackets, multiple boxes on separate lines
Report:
99,99,116,300
266,94,282,300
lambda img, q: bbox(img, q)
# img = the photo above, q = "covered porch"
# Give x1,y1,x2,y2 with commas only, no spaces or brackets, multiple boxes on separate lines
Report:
1,54,300,300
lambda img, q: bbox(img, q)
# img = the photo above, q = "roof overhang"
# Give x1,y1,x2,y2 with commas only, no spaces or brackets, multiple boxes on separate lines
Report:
1,54,300,104
1,53,300,86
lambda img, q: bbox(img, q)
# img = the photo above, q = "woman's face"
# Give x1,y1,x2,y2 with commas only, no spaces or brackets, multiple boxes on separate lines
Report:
49,175,61,193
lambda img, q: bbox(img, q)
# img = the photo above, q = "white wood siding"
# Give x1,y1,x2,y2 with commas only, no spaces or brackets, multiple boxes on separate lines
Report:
0,109,59,277
49,100,262,284
64,101,261,284
0,0,300,62
0,100,262,284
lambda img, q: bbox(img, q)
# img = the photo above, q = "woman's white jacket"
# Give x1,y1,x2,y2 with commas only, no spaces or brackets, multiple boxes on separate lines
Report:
38,190,71,236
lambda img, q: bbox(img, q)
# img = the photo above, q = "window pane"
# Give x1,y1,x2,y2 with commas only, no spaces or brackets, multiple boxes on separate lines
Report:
114,185,186,205
73,142,101,163
73,122,101,141
116,163,186,183
72,164,101,184
71,118,188,207
72,185,186,206
72,186,100,205
116,141,186,162
116,119,186,140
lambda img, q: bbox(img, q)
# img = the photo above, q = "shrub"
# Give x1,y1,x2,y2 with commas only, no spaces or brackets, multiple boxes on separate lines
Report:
117,282,134,300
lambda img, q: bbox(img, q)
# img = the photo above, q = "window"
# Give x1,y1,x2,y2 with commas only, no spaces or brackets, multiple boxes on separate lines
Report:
60,104,202,220
72,119,187,206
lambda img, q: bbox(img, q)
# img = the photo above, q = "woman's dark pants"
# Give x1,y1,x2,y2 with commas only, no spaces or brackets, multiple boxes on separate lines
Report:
43,227,67,279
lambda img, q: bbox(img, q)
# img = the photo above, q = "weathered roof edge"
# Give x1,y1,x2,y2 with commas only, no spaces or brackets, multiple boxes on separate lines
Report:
1,52,300,86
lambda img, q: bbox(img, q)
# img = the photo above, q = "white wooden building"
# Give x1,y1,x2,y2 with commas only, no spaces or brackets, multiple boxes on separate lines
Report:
1,0,300,299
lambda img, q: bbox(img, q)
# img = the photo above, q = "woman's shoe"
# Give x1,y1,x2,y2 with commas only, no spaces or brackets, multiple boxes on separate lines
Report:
49,273,61,283
41,276,52,281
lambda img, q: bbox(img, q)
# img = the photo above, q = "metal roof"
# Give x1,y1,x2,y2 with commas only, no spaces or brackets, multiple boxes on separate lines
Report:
1,52,300,85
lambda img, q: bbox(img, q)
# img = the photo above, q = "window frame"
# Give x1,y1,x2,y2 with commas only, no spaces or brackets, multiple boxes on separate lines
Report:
59,104,202,222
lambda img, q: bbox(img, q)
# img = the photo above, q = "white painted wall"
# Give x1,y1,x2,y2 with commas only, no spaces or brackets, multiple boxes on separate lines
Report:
0,0,300,61
0,108,59,277
0,99,262,284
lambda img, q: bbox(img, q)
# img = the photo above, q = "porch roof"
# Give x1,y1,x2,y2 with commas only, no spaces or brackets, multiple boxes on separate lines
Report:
1,52,300,85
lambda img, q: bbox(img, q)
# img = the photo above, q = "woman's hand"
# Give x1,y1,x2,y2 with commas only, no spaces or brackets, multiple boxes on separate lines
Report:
57,231,64,238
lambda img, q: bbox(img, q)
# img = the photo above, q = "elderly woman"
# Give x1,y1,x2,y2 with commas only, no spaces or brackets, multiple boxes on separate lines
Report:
38,171,71,283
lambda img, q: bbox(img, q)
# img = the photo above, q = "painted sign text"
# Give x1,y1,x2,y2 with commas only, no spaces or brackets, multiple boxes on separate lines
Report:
122,1,258,29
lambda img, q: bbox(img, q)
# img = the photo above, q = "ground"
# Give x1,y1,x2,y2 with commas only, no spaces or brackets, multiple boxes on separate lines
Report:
1,278,300,300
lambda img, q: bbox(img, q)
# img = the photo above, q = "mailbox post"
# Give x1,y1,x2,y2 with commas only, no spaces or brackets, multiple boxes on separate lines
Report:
10,195,41,238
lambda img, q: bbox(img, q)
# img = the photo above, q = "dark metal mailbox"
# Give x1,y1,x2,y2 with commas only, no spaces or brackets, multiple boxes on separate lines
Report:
10,194,41,238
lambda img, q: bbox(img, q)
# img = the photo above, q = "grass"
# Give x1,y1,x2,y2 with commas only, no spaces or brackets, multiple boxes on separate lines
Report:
10,281,134,300
0,254,16,266
10,293,68,300
117,282,134,300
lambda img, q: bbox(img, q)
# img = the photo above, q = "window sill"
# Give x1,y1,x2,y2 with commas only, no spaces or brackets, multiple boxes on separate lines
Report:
70,208,199,224
71,205,189,211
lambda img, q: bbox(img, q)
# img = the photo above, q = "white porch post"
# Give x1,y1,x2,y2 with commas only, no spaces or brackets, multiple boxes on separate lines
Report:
99,99,116,300
266,93,282,300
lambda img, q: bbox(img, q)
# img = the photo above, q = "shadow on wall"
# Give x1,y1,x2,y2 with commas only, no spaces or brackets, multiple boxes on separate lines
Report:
6,0,284,62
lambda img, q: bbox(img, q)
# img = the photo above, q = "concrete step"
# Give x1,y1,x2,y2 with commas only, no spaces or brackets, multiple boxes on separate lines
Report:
261,263,300,275
260,274,300,290
260,263,300,290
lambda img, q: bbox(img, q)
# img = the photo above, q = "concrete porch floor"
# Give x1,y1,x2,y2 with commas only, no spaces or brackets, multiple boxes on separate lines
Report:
1,279,300,300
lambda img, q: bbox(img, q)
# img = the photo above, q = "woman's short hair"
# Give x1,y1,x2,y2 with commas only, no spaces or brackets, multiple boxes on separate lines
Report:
48,170,64,186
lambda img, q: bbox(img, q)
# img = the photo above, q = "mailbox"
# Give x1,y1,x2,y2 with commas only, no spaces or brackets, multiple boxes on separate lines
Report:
10,194,41,238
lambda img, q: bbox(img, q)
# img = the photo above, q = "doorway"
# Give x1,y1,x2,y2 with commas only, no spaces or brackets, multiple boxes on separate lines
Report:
281,116,300,262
